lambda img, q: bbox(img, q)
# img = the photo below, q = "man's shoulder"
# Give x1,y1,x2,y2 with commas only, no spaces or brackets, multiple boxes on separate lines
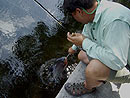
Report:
100,1,130,26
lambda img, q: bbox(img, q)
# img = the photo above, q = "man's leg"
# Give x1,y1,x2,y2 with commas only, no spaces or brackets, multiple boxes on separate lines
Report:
78,50,89,64
78,50,110,90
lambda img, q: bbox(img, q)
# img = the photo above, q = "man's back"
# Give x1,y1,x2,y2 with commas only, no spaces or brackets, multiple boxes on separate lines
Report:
83,0,130,70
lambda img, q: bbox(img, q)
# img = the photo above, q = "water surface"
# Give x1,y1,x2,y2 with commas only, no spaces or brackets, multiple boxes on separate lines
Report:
0,0,129,98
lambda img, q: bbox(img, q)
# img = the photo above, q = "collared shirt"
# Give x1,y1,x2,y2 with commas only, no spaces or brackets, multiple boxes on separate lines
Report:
72,0,130,71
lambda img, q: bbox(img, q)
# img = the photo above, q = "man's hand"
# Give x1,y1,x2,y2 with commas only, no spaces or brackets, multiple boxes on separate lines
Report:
67,32,86,46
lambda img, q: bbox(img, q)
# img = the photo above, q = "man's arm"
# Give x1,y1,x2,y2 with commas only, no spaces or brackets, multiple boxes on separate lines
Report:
82,20,130,70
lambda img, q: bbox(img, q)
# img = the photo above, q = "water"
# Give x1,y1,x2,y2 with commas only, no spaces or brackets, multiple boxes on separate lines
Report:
0,0,129,98
0,0,82,98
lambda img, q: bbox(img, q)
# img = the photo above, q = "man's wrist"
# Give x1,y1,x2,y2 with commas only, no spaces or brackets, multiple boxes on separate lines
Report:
82,38,95,52
81,35,87,46
82,37,87,51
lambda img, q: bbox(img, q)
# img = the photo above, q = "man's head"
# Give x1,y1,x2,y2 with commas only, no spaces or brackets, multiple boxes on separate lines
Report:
63,0,97,24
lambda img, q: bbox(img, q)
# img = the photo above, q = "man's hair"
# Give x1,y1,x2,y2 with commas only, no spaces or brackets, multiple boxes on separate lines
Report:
63,0,96,13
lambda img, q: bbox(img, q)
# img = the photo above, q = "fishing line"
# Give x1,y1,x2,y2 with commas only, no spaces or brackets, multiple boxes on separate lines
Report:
66,53,71,58
33,0,66,30
33,0,72,63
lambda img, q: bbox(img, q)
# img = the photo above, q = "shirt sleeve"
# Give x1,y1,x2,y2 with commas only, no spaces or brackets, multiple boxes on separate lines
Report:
71,44,78,50
82,20,130,71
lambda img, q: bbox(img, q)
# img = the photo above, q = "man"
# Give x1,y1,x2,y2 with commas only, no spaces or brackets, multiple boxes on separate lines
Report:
63,0,130,96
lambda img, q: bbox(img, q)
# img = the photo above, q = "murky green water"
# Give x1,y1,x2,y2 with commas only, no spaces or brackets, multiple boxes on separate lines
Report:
0,0,129,98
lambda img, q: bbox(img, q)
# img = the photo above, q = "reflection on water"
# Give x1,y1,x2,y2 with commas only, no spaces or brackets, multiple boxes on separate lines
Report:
0,0,82,97
0,0,129,98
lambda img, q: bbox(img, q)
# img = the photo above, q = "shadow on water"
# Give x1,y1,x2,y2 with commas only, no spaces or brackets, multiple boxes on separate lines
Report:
0,0,129,98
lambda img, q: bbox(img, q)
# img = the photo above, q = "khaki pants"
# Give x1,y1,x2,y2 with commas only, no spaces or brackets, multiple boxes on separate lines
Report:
107,66,130,83
87,55,130,83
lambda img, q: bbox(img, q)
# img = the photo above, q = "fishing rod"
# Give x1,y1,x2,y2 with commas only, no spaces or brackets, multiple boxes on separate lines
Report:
33,0,66,30
33,0,73,59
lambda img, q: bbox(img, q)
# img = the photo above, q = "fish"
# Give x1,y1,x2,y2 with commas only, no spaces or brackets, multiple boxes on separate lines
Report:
52,57,68,83
39,56,68,87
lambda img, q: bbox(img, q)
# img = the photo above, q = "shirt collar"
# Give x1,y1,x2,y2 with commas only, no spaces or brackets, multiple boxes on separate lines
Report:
93,0,108,23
